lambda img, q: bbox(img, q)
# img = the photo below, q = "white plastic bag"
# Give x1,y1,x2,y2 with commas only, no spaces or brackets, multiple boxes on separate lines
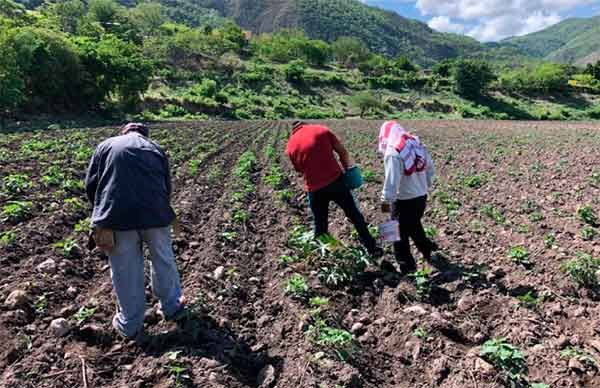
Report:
379,220,400,242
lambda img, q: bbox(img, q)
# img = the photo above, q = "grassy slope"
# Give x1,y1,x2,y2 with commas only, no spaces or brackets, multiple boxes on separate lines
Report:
501,15,600,65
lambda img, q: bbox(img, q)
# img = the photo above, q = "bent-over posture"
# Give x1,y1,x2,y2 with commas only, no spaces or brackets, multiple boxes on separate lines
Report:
287,121,381,257
379,120,436,273
85,123,183,339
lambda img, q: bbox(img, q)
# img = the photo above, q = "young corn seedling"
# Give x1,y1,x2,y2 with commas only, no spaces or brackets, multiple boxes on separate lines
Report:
165,351,191,387
560,347,598,369
0,231,16,247
72,306,97,326
285,274,310,299
581,226,597,241
2,201,33,223
577,205,598,226
508,246,531,266
410,267,433,300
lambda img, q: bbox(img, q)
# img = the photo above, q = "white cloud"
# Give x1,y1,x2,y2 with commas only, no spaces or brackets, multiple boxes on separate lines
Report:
414,0,598,40
428,16,466,34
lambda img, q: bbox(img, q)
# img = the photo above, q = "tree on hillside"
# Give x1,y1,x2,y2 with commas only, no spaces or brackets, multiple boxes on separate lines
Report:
453,59,495,99
42,0,86,34
358,54,390,76
8,27,84,112
0,34,24,129
394,56,416,73
331,37,370,68
586,61,600,81
350,90,382,118
128,2,167,37
75,34,154,108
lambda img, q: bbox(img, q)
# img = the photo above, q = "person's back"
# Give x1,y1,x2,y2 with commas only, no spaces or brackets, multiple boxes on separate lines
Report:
86,124,183,340
286,121,382,257
286,124,343,192
87,132,175,231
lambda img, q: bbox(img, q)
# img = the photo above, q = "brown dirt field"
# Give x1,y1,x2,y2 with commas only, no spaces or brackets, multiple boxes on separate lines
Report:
0,120,599,388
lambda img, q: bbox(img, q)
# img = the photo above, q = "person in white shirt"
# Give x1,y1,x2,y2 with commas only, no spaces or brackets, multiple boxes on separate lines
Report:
378,120,437,274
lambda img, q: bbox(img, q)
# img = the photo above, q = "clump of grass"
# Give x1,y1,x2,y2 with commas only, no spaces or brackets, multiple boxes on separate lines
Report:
560,253,600,288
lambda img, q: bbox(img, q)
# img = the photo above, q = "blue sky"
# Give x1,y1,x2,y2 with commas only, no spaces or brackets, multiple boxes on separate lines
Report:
360,0,600,41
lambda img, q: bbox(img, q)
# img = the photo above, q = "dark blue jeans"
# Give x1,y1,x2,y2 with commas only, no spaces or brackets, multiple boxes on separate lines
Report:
308,177,376,254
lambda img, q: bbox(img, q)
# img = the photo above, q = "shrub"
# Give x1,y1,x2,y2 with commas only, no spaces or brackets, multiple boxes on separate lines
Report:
452,59,495,99
284,59,306,83
350,91,382,118
331,36,370,68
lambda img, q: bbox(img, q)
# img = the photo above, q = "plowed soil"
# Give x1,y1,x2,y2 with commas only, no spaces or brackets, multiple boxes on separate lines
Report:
1,120,599,388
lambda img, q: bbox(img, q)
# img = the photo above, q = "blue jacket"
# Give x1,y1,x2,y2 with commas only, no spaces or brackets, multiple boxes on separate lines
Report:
85,132,175,230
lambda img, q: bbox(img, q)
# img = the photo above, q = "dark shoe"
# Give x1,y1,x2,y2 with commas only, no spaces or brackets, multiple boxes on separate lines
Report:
398,258,417,275
369,247,384,259
380,259,397,273
157,296,186,322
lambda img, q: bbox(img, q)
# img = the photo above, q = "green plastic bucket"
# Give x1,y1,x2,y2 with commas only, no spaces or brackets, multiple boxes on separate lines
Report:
343,166,363,190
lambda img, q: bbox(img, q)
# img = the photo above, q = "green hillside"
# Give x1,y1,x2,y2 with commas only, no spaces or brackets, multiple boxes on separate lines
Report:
149,0,484,66
501,15,600,65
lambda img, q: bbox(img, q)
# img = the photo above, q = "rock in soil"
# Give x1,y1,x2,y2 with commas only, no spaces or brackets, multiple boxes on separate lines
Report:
50,318,71,337
403,305,427,316
474,357,495,377
5,290,29,309
428,356,450,384
37,259,57,274
66,286,78,298
257,364,276,388
213,266,225,280
351,322,365,334
568,358,585,373
2,309,28,325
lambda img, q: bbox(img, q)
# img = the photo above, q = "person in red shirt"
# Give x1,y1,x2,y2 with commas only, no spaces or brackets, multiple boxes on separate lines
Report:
287,121,382,257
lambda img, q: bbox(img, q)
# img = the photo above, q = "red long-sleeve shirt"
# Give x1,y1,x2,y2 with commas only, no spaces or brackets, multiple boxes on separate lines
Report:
286,124,343,192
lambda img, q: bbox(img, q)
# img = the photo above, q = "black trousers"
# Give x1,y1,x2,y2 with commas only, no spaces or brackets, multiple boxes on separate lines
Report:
308,177,376,254
392,195,433,267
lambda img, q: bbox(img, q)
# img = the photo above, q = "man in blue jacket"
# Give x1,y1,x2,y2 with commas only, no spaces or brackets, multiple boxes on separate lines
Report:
85,123,184,339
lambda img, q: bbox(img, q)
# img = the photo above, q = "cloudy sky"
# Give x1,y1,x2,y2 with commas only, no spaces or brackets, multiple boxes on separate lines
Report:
360,0,600,41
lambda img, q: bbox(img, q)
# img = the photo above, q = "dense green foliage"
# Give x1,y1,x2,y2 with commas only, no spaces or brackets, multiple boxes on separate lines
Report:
453,60,496,99
1,0,599,125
